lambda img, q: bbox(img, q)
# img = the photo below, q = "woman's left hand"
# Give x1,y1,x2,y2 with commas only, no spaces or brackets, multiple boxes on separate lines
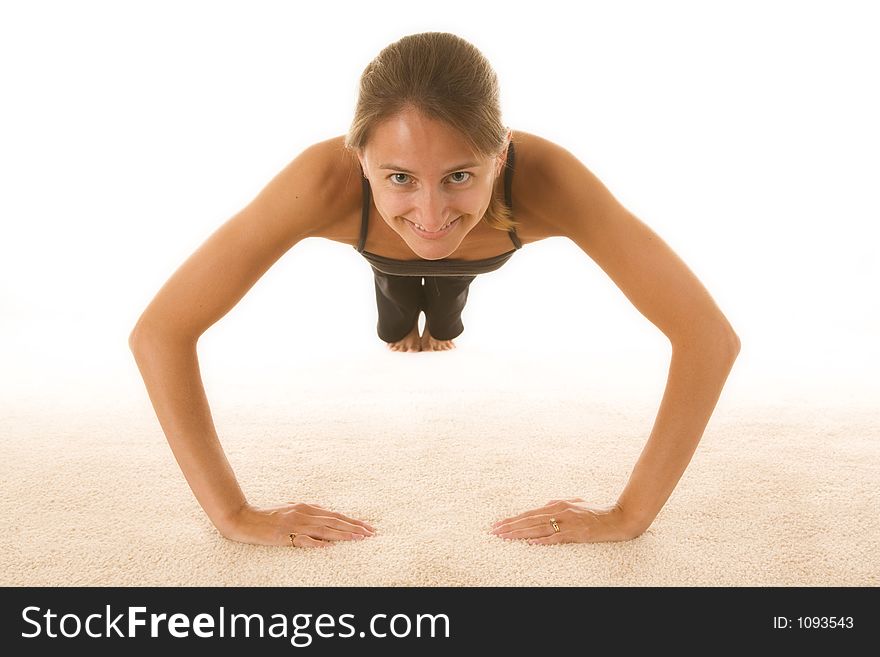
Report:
490,498,645,544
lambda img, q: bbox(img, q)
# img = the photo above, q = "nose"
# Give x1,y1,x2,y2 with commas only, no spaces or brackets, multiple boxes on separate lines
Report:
411,187,451,231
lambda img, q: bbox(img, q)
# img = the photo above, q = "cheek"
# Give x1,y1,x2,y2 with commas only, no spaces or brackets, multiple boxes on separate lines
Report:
372,190,407,216
451,188,492,214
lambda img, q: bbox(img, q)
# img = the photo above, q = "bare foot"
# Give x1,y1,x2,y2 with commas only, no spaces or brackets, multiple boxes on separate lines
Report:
387,322,422,352
420,325,456,351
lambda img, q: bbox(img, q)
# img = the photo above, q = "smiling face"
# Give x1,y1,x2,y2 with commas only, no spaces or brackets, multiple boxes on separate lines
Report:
358,108,508,260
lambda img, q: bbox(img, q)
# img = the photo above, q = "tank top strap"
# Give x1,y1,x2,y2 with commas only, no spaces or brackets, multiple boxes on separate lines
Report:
504,140,515,209
356,173,370,254
505,141,522,249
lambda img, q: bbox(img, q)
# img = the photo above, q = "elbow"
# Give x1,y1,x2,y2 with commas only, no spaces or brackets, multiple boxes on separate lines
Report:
715,325,741,366
719,316,741,360
128,313,155,354
128,324,154,359
128,321,144,354
128,324,142,353
729,329,741,359
672,320,741,363
128,316,168,355
129,316,198,355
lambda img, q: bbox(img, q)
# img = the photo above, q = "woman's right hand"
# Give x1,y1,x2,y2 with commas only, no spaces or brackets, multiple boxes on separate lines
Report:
219,502,376,547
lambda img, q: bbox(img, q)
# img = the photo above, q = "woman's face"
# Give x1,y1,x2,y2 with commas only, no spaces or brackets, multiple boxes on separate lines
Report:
358,108,507,260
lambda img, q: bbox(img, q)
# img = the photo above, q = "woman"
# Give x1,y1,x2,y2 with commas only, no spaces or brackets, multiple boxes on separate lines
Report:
129,32,740,548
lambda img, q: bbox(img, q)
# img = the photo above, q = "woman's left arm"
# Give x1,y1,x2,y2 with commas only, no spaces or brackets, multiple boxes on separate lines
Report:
491,139,740,543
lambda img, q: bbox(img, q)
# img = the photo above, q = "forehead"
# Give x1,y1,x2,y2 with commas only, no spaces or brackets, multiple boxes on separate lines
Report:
364,109,486,171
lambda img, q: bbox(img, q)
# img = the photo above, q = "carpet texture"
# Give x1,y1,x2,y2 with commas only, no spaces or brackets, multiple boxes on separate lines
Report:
2,351,877,586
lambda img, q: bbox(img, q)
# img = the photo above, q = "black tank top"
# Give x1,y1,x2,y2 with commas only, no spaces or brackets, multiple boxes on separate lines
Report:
356,142,522,277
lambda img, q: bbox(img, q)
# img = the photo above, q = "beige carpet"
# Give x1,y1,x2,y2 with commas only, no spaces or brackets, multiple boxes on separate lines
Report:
2,349,878,587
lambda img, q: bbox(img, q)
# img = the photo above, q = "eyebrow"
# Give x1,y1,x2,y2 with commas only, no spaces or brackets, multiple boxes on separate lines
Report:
378,162,480,175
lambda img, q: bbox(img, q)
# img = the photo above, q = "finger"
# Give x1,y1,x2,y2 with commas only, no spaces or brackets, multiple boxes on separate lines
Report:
491,515,537,534
291,533,331,548
492,499,581,527
492,514,555,537
321,517,376,537
527,532,567,546
310,525,371,542
493,522,550,541
309,508,376,533
292,504,376,533
491,506,550,528
491,508,556,531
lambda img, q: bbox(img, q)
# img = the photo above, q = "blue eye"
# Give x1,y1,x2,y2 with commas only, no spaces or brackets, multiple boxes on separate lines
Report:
391,173,410,185
449,172,470,183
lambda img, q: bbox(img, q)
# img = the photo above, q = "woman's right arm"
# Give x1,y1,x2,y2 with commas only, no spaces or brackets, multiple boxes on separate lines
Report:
128,138,374,546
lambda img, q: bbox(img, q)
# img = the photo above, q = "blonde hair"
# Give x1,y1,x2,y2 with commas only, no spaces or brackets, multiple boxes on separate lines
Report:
345,32,517,232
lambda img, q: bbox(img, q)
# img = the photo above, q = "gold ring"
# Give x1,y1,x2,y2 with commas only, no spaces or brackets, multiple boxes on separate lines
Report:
289,532,298,546
550,518,560,533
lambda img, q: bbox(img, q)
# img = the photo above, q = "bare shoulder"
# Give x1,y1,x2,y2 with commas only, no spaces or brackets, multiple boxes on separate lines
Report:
129,136,361,340
269,135,362,240
513,132,738,345
511,130,623,242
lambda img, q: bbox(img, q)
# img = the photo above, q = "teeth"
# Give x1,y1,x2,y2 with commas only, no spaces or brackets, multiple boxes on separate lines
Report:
414,219,453,232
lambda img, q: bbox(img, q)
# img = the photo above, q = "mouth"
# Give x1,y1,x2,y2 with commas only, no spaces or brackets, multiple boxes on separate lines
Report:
404,217,460,240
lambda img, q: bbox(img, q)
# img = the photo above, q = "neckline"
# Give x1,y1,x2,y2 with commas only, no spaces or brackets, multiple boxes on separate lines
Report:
360,247,517,264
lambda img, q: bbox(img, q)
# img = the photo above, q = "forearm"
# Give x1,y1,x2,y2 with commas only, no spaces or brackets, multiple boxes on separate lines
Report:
617,331,740,532
129,328,247,533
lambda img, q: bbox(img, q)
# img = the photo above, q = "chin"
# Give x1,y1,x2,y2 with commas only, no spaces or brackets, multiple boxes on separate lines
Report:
406,240,459,260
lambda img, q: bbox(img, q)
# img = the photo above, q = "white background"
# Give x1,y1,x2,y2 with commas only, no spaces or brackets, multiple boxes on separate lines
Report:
1,0,878,408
